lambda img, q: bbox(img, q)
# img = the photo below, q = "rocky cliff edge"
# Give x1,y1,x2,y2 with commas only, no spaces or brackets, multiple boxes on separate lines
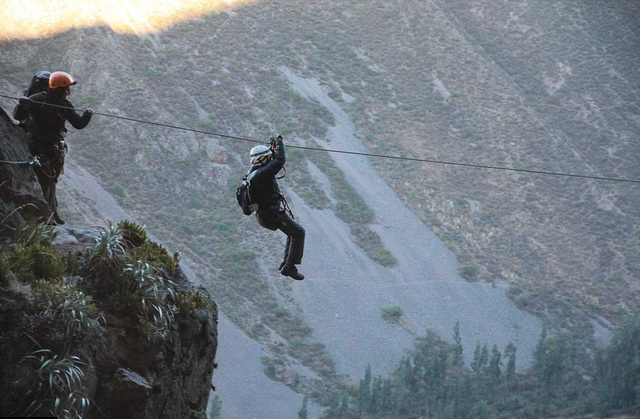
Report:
0,107,218,419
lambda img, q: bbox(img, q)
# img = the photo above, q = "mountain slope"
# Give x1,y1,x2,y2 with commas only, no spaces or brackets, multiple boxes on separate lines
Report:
1,0,639,416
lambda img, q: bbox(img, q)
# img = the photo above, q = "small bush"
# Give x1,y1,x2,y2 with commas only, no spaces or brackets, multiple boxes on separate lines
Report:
174,289,216,315
381,305,403,323
32,245,67,280
8,244,66,282
13,221,57,248
118,220,148,248
460,265,478,279
126,241,177,275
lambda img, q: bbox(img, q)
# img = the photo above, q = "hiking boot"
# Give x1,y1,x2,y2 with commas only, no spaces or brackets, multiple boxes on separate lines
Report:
280,264,304,281
53,212,65,225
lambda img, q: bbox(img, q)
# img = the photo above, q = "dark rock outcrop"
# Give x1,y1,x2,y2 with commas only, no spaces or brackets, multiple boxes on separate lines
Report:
0,260,218,419
0,107,50,229
0,107,218,418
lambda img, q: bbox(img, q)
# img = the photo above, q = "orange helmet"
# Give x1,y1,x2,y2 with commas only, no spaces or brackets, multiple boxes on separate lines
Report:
49,71,77,89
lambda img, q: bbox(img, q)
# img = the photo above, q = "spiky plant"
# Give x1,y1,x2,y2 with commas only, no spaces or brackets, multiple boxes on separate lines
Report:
22,349,90,419
34,279,98,330
85,221,125,281
13,221,57,248
124,261,176,338
118,219,148,248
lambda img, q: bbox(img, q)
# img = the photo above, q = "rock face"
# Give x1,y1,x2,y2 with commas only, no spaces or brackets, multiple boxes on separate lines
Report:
0,107,50,228
0,261,218,419
0,108,218,418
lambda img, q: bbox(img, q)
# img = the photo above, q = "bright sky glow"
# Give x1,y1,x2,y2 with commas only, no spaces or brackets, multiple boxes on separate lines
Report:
0,0,258,40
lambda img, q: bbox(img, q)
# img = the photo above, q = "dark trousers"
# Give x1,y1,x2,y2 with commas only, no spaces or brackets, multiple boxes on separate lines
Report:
33,157,60,216
258,210,305,266
30,140,65,217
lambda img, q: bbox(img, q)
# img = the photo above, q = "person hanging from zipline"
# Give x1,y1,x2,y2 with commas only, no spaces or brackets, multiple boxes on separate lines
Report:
240,135,306,280
13,71,94,225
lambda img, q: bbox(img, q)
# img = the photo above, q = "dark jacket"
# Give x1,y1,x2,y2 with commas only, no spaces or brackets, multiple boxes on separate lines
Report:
249,139,286,216
13,90,92,149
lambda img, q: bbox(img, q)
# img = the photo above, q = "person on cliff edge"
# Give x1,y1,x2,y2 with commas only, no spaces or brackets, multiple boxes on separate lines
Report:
13,71,94,225
247,135,306,280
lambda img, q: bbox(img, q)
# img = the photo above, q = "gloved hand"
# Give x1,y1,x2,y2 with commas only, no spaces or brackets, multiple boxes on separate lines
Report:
269,135,283,150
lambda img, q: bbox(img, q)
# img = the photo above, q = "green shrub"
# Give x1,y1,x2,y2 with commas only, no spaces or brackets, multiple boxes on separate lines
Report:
261,356,285,381
109,183,126,198
174,289,216,315
118,219,148,248
126,241,177,275
33,278,98,330
460,265,478,279
32,245,67,280
381,305,403,323
13,221,57,248
350,225,397,268
7,244,66,282
6,245,35,282
335,200,374,224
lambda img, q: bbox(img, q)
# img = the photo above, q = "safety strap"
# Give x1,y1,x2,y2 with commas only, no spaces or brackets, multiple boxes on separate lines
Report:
0,155,40,165
280,194,295,220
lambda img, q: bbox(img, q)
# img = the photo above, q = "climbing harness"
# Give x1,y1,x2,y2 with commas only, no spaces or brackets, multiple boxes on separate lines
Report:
280,194,295,220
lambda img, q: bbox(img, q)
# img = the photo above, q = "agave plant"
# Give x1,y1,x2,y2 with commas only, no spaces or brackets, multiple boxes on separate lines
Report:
124,260,176,338
34,278,98,330
22,349,90,419
86,221,125,280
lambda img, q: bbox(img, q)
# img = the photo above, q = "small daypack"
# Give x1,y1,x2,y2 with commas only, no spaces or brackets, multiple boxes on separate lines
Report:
26,71,51,96
236,171,259,215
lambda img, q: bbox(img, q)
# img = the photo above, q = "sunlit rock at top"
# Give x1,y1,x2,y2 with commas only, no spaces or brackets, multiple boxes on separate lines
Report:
0,0,259,40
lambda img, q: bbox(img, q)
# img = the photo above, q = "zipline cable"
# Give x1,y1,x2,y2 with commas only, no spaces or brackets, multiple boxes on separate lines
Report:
2,93,639,184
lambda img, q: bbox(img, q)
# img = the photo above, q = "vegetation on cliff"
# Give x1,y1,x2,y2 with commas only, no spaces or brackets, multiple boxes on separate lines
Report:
0,220,217,419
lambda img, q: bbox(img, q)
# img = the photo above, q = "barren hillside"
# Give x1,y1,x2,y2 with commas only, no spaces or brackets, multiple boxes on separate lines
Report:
1,0,639,417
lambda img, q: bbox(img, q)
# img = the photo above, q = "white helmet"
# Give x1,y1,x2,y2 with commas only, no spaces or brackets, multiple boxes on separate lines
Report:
250,145,273,166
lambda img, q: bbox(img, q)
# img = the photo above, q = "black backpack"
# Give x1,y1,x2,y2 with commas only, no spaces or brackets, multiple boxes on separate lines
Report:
236,171,258,215
26,71,51,96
